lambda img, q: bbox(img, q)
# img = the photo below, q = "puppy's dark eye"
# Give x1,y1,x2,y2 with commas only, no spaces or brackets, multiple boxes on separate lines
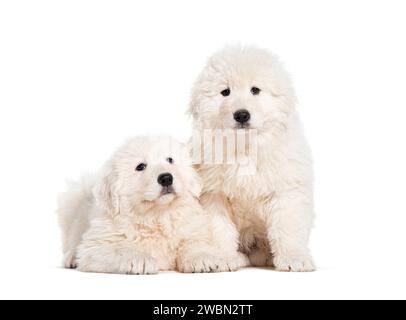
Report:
167,157,174,164
135,163,147,171
251,87,261,95
221,88,231,97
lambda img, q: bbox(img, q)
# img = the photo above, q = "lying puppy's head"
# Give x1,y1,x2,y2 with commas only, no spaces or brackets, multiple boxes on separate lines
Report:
94,136,201,216
189,45,297,134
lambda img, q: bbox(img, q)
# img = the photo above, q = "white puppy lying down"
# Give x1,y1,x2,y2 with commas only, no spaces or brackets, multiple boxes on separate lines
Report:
58,135,247,274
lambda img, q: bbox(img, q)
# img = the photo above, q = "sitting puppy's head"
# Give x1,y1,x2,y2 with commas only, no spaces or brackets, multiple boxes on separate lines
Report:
189,45,297,134
94,136,201,216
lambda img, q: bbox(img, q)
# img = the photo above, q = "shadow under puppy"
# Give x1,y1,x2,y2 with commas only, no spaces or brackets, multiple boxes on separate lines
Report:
58,135,247,274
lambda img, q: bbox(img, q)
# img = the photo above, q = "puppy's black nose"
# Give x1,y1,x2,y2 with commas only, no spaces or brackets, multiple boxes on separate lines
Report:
157,173,173,187
234,109,251,124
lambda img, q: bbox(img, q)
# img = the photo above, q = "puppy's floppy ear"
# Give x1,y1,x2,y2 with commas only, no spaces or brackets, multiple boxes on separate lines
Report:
188,67,211,120
179,143,202,198
188,89,201,120
93,164,120,217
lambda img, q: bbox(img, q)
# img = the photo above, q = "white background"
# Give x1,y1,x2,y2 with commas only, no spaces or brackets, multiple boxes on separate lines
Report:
1,0,405,300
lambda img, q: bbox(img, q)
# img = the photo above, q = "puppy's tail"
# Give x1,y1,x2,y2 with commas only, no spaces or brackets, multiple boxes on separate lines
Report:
57,174,95,268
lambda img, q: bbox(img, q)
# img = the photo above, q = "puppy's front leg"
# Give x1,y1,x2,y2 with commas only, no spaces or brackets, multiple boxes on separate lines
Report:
76,220,158,275
177,240,247,273
264,189,315,272
200,192,241,255
177,193,249,273
78,246,158,275
177,240,222,273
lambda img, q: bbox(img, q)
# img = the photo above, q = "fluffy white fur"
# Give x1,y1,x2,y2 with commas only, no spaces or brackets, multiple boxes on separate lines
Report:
58,135,248,274
189,45,315,271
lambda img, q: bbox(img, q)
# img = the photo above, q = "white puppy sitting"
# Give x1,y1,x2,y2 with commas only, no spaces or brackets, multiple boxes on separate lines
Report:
189,46,315,271
58,135,246,274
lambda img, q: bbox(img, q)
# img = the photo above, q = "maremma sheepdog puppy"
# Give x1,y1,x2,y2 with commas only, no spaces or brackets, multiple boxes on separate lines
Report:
58,136,247,274
189,45,315,271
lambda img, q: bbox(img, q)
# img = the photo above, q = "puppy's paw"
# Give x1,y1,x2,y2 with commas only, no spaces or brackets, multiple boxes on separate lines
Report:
63,251,77,269
178,254,221,273
77,249,159,275
223,252,250,271
178,253,248,273
127,255,158,275
217,253,250,272
273,253,315,272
